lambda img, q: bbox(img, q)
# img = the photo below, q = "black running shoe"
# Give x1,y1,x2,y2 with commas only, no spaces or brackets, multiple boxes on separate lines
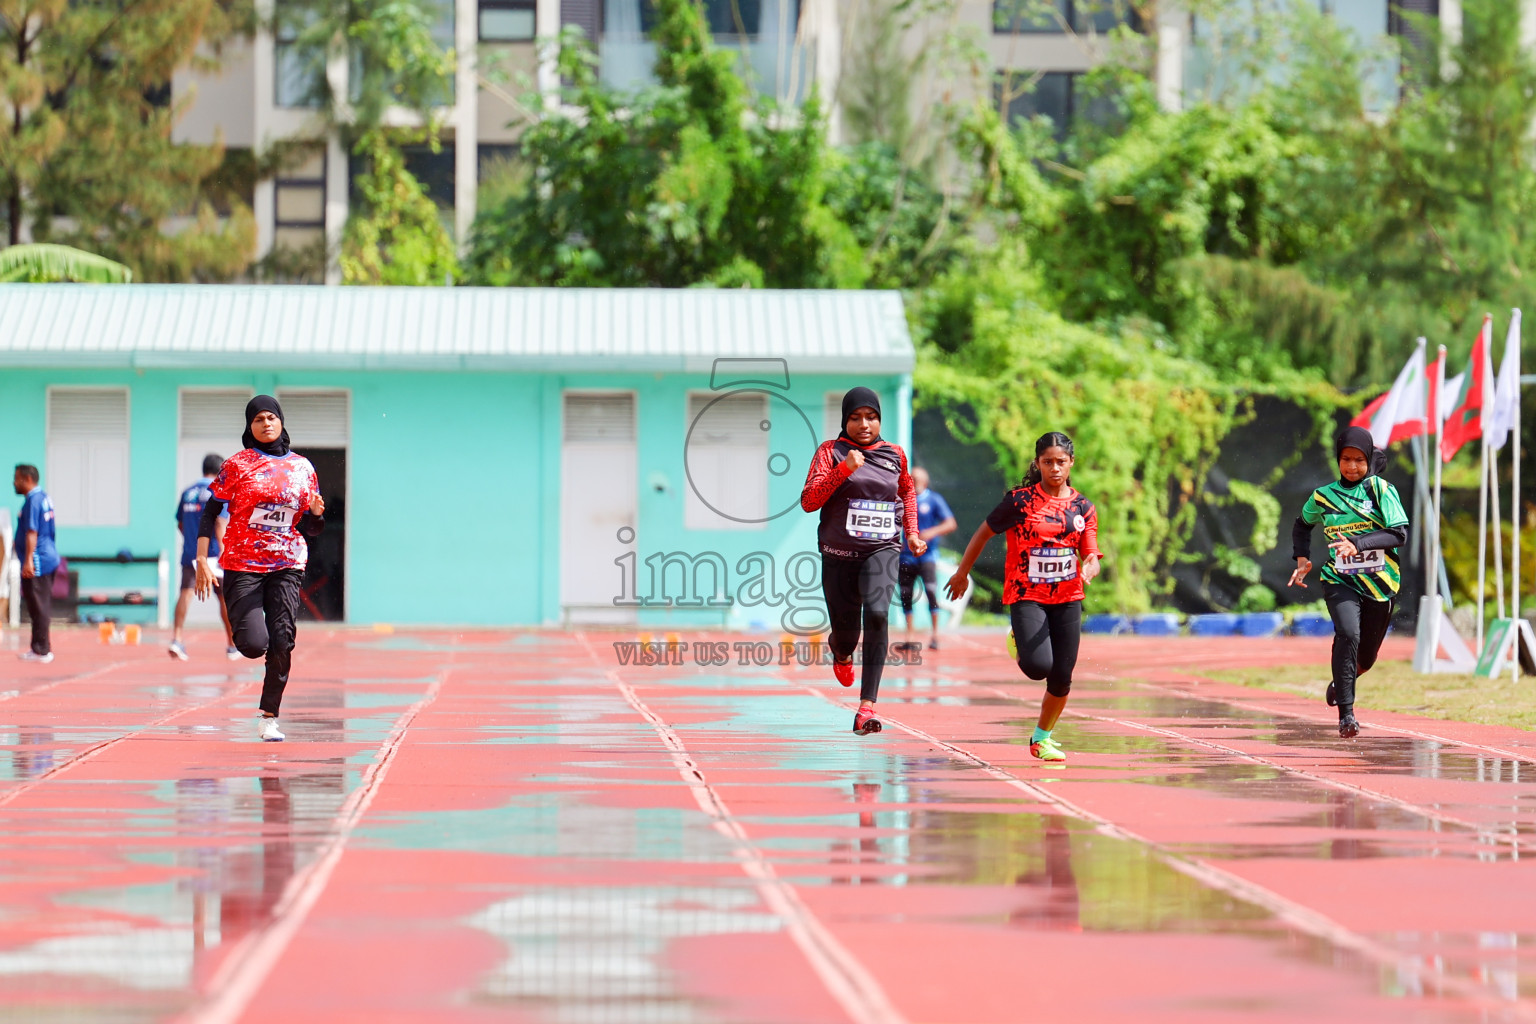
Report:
1326,682,1338,707
1338,713,1359,738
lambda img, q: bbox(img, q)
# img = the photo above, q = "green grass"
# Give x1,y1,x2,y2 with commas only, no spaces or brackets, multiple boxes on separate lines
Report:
1204,659,1536,731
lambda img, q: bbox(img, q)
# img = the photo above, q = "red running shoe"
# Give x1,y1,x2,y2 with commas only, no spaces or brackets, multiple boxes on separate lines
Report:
833,659,855,687
853,706,882,735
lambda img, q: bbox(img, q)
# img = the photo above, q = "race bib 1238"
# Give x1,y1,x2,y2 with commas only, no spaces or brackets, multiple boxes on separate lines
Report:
846,499,898,540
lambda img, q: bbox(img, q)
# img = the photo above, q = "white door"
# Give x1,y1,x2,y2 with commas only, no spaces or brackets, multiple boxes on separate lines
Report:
561,393,637,624
178,390,251,624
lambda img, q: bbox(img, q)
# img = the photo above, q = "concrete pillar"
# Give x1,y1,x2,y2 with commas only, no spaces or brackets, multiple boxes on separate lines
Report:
252,0,276,260
1156,2,1186,112
455,0,479,250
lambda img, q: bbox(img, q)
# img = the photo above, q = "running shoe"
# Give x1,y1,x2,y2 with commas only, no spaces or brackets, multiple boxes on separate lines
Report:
17,651,53,664
1006,631,1017,661
928,637,939,651
169,641,189,662
226,646,241,662
853,706,882,735
1030,736,1066,762
259,717,285,742
1325,682,1338,707
833,659,855,687
1338,713,1360,739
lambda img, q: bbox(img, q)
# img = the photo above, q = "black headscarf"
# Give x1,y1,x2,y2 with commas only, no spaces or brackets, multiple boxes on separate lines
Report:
1335,425,1386,479
243,395,291,457
839,387,882,445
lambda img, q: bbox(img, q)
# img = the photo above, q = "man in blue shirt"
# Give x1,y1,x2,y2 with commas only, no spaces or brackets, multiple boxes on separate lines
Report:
170,454,236,662
899,467,957,651
13,464,58,663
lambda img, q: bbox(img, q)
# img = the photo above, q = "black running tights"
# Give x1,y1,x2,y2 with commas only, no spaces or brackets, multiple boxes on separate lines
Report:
822,549,899,703
1009,600,1082,697
1323,582,1392,718
224,568,304,717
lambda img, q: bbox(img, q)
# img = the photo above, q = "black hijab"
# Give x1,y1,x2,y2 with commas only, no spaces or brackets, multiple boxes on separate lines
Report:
839,387,883,445
1335,425,1386,480
243,394,291,457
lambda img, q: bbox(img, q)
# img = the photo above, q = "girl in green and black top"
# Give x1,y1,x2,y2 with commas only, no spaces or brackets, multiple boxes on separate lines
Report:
1288,425,1410,738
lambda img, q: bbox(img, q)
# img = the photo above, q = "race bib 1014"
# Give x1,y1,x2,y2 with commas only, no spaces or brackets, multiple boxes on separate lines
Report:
846,499,898,540
1334,547,1385,575
250,502,300,533
1028,546,1078,584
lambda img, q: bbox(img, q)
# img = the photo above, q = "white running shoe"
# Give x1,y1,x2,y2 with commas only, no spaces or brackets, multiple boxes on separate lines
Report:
168,641,189,661
18,651,53,663
226,646,241,662
258,717,285,742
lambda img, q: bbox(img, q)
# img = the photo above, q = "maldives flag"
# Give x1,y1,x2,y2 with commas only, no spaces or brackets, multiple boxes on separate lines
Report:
1349,341,1428,446
1441,314,1495,462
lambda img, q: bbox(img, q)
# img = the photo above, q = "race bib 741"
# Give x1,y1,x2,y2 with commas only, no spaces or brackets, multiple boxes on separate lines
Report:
249,503,300,533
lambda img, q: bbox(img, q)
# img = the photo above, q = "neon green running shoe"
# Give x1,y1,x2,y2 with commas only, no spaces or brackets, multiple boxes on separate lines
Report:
1006,630,1017,661
1030,736,1066,762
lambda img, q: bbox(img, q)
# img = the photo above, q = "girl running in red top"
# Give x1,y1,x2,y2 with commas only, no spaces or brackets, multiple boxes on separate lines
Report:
801,387,924,735
194,396,324,743
946,432,1101,762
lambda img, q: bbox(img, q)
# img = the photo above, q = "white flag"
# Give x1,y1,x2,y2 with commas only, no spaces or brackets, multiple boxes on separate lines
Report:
1366,340,1429,448
1488,310,1523,451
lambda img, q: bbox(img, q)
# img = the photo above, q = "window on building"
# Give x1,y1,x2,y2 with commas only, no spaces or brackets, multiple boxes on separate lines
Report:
633,0,780,39
403,144,456,209
274,148,326,253
274,0,325,108
47,388,130,527
685,392,768,530
481,0,537,40
997,71,1074,136
992,0,1137,33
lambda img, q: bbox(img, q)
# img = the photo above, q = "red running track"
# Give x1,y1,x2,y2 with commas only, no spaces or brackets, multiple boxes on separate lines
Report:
0,625,1534,1023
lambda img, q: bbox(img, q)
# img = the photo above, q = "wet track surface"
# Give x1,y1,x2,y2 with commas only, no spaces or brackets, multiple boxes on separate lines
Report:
2,628,1535,1022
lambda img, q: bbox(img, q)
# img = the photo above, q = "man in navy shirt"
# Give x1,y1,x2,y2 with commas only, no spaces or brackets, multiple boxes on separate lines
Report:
170,454,236,662
13,464,59,663
899,467,957,650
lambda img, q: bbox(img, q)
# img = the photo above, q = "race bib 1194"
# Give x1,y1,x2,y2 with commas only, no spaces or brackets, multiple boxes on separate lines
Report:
250,502,300,533
1334,547,1385,575
1028,546,1078,584
846,499,898,540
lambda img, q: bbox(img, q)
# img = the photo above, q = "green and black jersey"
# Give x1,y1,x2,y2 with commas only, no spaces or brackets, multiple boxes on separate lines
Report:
1297,475,1410,600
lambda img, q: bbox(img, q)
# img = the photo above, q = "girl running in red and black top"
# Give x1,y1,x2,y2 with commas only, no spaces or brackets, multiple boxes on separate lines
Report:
801,387,924,735
946,432,1101,762
194,396,324,743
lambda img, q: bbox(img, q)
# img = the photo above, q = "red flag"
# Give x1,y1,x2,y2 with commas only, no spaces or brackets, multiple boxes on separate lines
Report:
1350,392,1388,429
1441,315,1493,462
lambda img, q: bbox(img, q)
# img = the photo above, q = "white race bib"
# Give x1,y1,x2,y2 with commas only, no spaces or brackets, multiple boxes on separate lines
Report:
1028,546,1078,584
1333,547,1385,575
250,502,300,533
846,499,898,540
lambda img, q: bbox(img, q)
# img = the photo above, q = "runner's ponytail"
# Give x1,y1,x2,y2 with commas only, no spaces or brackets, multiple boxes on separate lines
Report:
1023,431,1075,487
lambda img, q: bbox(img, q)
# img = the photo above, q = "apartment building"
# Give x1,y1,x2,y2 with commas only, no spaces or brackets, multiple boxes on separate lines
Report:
173,0,837,282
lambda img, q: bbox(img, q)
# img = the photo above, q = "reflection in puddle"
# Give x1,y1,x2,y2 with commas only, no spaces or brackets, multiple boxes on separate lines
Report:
469,886,781,1023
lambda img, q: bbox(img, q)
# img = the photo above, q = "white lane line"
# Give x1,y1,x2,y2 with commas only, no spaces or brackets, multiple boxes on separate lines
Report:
0,660,133,704
579,639,906,1024
957,678,1520,852
0,678,260,808
184,673,445,1024
801,684,1536,1023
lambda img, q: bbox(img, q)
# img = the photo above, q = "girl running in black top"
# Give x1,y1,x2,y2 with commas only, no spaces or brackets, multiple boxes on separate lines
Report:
801,387,923,735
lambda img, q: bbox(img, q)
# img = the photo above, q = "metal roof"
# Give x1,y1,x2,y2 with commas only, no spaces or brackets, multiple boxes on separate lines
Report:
0,285,914,374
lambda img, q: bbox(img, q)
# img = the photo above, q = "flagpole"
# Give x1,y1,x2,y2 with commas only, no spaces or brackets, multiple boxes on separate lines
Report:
1492,442,1506,620
1433,344,1447,665
1513,309,1523,681
1478,436,1489,652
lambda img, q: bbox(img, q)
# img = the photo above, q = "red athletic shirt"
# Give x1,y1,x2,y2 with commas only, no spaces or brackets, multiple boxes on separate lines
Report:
984,484,1100,604
801,438,919,558
210,449,320,573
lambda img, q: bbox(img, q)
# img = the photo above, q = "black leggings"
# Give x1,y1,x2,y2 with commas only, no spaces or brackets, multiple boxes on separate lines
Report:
1323,582,1392,717
822,549,899,703
1009,600,1082,697
224,568,304,716
899,561,939,619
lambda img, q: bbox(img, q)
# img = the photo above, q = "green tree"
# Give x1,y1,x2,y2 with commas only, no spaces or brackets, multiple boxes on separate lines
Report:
464,2,864,289
340,129,458,284
0,242,132,282
0,0,255,279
